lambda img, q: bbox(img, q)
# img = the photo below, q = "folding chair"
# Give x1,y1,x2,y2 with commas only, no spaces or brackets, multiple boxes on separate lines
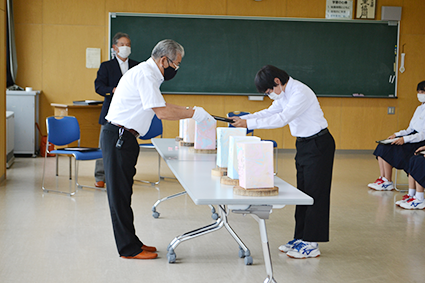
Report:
41,116,103,196
227,111,279,175
394,168,408,192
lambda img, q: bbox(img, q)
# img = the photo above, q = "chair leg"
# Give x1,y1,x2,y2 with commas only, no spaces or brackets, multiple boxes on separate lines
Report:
41,154,76,196
135,151,175,186
69,156,72,180
55,155,59,176
394,169,408,192
274,147,278,176
75,159,106,191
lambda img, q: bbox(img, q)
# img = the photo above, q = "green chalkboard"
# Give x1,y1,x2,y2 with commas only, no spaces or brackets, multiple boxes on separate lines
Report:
110,13,398,97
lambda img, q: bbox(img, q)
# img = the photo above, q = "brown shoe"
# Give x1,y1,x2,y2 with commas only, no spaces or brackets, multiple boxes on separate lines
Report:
121,250,158,260
95,181,105,188
142,245,157,252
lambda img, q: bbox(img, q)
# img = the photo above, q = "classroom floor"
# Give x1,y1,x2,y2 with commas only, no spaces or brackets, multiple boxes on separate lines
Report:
0,148,423,283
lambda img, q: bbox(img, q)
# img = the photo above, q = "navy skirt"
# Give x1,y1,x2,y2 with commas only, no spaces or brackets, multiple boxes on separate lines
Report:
373,141,425,173
409,154,425,188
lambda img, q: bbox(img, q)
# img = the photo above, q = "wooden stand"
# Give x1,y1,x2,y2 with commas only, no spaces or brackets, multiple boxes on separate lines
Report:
233,185,279,197
221,176,239,186
191,148,217,154
212,166,227,177
179,141,194,147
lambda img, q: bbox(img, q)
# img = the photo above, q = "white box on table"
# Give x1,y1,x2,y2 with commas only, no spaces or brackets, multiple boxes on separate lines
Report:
216,127,246,168
179,118,196,143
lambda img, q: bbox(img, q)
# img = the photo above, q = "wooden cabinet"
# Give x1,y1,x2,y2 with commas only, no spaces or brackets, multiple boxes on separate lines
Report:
51,103,102,148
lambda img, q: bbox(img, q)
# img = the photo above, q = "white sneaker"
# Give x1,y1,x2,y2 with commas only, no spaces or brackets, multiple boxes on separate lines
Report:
278,239,302,253
395,194,414,206
368,177,384,189
286,241,320,259
400,197,425,210
372,180,394,191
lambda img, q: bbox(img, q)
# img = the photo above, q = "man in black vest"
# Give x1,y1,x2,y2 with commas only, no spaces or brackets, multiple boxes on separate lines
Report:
94,32,139,188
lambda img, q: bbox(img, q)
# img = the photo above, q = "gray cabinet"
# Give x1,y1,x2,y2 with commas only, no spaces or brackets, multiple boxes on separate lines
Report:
6,90,40,156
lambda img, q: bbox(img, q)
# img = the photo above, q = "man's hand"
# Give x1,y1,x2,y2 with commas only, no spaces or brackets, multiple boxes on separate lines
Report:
192,106,214,122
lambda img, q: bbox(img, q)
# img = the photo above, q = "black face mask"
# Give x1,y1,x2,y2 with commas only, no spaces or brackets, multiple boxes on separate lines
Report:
163,65,178,81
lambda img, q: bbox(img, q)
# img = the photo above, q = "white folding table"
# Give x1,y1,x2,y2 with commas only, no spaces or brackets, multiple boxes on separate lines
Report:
152,138,313,283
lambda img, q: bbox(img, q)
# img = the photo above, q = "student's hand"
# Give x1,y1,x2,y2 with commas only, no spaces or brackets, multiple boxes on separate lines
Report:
388,134,396,139
232,118,247,128
415,146,425,154
391,137,405,145
112,87,116,93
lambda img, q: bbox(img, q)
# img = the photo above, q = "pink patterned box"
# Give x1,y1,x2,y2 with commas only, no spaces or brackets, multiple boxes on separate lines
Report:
194,119,217,150
227,136,261,180
237,141,274,189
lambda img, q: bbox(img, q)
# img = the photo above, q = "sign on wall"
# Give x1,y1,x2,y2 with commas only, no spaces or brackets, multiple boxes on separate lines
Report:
326,0,353,19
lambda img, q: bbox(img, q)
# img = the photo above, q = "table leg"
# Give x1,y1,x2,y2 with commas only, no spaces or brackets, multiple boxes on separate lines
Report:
251,214,277,283
167,204,253,264
220,205,252,263
231,205,277,282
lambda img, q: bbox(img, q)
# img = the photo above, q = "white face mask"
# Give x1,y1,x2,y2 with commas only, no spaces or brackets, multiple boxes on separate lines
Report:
117,46,131,59
267,85,284,100
418,93,425,103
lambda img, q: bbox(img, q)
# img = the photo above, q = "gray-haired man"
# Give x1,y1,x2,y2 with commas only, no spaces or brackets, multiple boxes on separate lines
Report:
94,32,139,188
101,39,212,260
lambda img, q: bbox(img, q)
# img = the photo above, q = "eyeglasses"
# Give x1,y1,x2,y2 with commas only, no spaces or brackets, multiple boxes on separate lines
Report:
264,89,273,96
166,57,180,70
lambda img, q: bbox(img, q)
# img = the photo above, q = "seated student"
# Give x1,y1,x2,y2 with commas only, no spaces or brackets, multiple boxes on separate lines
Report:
397,146,425,209
368,80,425,191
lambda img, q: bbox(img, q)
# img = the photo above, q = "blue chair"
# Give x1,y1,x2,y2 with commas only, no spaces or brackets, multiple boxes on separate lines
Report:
135,115,166,186
227,111,253,135
227,111,279,175
41,116,103,196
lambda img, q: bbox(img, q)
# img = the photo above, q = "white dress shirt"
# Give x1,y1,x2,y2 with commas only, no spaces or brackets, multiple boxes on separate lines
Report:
395,103,425,143
116,56,129,75
105,58,166,136
243,77,328,138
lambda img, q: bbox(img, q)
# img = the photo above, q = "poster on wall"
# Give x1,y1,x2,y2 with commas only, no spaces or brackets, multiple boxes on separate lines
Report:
326,0,353,19
356,0,376,19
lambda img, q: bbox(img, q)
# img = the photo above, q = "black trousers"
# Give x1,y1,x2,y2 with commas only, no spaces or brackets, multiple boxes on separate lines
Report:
101,123,143,257
294,132,335,242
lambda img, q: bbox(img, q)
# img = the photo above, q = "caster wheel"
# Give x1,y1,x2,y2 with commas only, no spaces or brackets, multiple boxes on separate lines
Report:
211,213,218,220
238,248,245,258
152,211,160,218
244,256,253,265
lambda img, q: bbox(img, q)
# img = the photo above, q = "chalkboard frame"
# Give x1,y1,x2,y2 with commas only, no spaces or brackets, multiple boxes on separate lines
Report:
109,13,399,98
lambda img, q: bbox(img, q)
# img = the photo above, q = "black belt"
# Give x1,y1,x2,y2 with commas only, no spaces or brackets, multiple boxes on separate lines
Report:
297,128,329,142
108,122,140,138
